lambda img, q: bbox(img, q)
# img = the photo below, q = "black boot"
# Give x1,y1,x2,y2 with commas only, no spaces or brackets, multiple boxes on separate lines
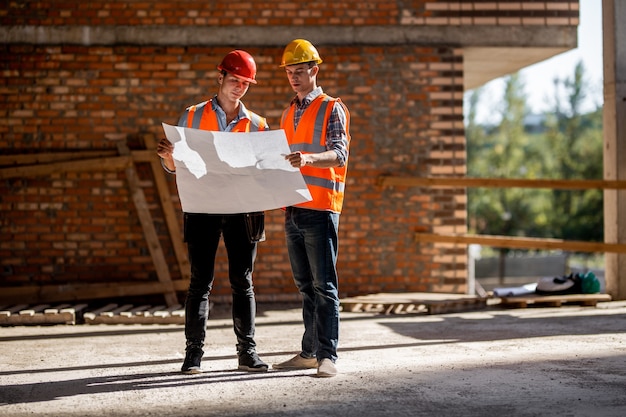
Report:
238,350,268,372
181,346,204,374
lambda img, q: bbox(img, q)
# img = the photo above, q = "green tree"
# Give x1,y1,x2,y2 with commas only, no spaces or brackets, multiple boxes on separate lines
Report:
468,74,550,237
542,61,603,243
467,74,551,280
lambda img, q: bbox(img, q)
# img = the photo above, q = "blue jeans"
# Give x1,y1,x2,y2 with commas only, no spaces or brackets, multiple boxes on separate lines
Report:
285,207,340,362
183,213,258,355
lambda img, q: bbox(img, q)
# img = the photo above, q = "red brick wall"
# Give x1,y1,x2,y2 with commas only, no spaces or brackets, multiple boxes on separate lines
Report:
0,1,579,304
1,1,579,26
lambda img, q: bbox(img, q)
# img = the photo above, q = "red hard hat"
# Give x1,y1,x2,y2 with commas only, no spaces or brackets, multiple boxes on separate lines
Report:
217,50,257,84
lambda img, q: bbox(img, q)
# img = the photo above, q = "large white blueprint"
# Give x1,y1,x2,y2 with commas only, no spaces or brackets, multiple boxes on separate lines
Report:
162,123,312,214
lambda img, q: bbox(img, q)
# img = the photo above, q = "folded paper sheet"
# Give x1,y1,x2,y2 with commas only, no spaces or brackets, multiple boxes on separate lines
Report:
162,123,312,213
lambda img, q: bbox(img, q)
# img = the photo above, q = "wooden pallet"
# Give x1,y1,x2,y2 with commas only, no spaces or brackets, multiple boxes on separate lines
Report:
0,304,88,326
83,303,185,325
497,293,612,309
340,292,488,315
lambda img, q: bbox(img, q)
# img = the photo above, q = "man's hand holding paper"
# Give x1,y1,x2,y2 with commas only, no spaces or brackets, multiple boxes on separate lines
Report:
162,123,312,213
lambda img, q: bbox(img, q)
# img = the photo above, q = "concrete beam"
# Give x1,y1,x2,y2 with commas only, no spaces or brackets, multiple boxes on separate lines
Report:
464,46,571,90
0,24,578,90
1,25,576,48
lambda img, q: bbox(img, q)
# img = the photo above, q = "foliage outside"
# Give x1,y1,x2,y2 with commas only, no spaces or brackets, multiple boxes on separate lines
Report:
465,62,604,273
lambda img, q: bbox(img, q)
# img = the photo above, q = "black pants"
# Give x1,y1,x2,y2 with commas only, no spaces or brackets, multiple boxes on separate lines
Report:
183,213,258,355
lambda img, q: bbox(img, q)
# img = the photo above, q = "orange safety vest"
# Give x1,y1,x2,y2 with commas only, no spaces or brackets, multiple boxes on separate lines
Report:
178,99,267,132
280,94,350,213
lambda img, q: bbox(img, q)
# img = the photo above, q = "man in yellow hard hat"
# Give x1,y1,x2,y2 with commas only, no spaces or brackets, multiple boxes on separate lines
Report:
272,39,351,377
157,50,269,374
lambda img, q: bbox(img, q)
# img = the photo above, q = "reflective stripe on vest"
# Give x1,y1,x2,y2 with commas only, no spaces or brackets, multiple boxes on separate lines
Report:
178,99,267,132
280,94,349,213
281,100,329,152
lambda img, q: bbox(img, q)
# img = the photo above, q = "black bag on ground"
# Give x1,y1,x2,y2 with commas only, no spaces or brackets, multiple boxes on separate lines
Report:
536,274,581,295
535,272,601,295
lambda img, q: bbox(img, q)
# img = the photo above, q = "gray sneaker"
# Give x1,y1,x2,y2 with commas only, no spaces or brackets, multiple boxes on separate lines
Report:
272,354,318,370
317,358,337,377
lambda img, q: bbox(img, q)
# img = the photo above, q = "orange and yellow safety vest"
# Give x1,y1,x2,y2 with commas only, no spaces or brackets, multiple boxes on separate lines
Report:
178,99,267,132
281,94,350,213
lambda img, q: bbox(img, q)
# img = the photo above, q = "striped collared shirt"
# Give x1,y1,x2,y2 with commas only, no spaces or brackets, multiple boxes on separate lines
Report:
291,87,349,167
211,95,264,131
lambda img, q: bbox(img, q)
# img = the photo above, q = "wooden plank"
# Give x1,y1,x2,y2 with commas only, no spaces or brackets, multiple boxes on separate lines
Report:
379,175,626,190
44,303,71,314
1,302,186,326
146,305,166,314
340,292,486,315
0,305,28,325
141,137,190,281
19,304,50,316
35,304,78,325
414,232,626,254
498,293,612,309
1,302,181,326
426,298,487,315
0,304,29,315
343,302,363,312
78,303,186,325
499,299,529,308
151,314,185,324
90,304,135,324
57,304,88,325
2,303,79,325
164,303,183,312
120,304,152,317
62,303,89,314
343,292,480,303
84,304,119,322
474,280,488,298
129,149,155,162
0,150,117,166
404,304,419,313
99,304,134,317
0,280,188,305
118,142,178,307
0,156,131,179
86,303,119,315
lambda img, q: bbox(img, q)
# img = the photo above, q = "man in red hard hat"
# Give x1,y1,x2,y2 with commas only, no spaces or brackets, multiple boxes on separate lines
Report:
157,50,269,374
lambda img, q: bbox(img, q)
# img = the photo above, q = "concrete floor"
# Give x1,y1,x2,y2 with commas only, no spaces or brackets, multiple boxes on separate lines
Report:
1,301,625,417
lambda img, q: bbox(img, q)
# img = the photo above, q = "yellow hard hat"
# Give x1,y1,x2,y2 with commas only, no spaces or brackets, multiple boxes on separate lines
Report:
280,39,323,67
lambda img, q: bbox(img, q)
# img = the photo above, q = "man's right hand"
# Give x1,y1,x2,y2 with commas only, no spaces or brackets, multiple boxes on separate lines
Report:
156,138,174,159
157,138,176,172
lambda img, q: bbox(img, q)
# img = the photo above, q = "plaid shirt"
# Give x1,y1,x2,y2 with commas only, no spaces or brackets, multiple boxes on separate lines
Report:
291,87,349,167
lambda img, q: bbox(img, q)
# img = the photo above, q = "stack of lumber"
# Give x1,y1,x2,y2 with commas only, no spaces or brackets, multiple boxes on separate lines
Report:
339,292,488,315
0,304,87,325
83,303,185,325
496,293,612,308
